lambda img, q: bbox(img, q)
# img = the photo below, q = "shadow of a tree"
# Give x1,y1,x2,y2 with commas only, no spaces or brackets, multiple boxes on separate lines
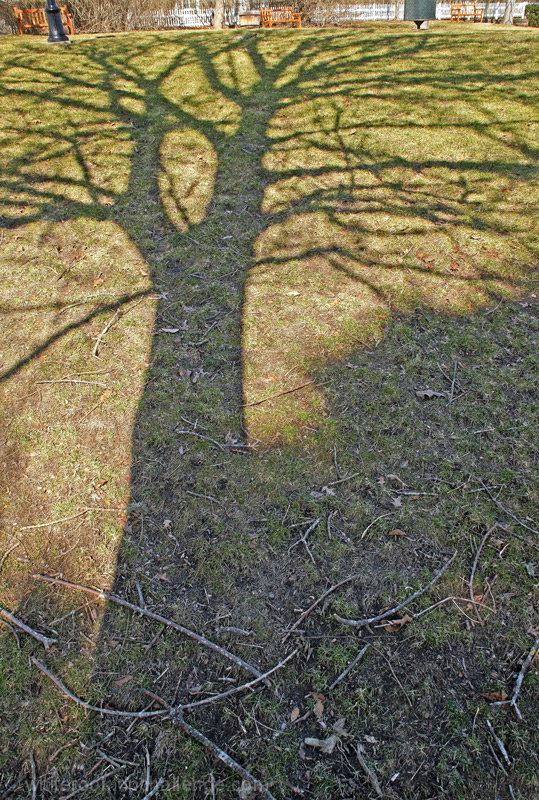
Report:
0,24,537,798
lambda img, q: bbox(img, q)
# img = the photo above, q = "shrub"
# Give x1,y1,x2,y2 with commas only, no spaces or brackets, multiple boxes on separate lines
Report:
526,3,539,25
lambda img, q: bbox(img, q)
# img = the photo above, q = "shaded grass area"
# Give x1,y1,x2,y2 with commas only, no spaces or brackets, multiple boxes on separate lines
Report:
0,21,538,800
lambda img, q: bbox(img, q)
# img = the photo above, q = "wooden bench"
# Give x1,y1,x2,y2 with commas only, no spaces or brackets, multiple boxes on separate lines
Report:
14,6,74,36
450,3,484,22
260,7,302,28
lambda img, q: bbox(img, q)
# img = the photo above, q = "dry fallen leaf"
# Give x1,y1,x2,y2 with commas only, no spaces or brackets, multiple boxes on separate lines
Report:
113,675,133,687
314,699,324,722
304,734,339,755
332,718,349,737
382,614,413,633
481,690,509,703
291,706,300,723
416,389,445,400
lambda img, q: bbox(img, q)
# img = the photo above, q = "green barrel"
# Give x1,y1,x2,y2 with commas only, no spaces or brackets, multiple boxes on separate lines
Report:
404,0,437,20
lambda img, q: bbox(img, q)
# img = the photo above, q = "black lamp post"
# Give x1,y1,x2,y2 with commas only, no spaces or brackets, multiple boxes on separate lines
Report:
45,0,70,43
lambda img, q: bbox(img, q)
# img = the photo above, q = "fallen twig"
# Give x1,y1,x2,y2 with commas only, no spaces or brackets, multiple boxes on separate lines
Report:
360,512,395,540
333,445,342,480
469,525,497,625
470,474,538,536
0,608,56,650
93,296,146,357
244,381,314,408
329,644,369,690
355,746,383,797
20,507,123,531
0,541,21,573
325,471,361,488
32,658,275,800
141,778,165,800
171,710,276,799
412,595,495,620
93,309,120,357
36,574,264,681
185,490,221,505
32,658,166,718
334,551,457,628
288,518,320,564
59,766,127,800
175,429,249,452
486,719,511,767
490,638,539,720
283,574,360,642
36,379,108,388
20,510,89,531
448,360,458,404
183,649,298,709
0,774,25,799
29,751,37,800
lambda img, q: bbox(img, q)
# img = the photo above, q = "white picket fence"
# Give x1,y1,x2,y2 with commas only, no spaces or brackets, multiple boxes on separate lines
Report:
140,1,527,28
317,2,527,20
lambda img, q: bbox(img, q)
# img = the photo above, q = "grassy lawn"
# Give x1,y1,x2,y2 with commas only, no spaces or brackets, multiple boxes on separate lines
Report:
0,20,538,799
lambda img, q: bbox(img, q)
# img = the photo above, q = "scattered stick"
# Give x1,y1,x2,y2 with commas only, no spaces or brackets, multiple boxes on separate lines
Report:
484,298,504,316
32,658,166,718
244,381,314,408
20,507,123,531
32,658,275,800
490,638,539,720
36,574,264,682
59,766,127,800
20,510,89,531
0,774,25,799
0,607,56,650
355,746,383,797
438,363,465,394
93,309,120,357
333,445,342,480
288,519,320,564
183,649,298,710
29,751,37,800
326,511,334,539
412,595,495,620
360,512,395,541
469,474,538,536
469,525,497,625
36,379,108,388
325,472,361,488
175,429,225,451
175,429,249,452
171,710,276,800
486,719,511,767
141,778,165,800
185,490,221,505
334,551,457,628
0,541,21,573
448,360,458,404
283,574,360,642
329,644,369,690
93,296,146,358
488,740,509,776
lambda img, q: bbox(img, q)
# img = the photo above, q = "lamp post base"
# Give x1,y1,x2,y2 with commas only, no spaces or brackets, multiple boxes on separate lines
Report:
45,1,70,43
